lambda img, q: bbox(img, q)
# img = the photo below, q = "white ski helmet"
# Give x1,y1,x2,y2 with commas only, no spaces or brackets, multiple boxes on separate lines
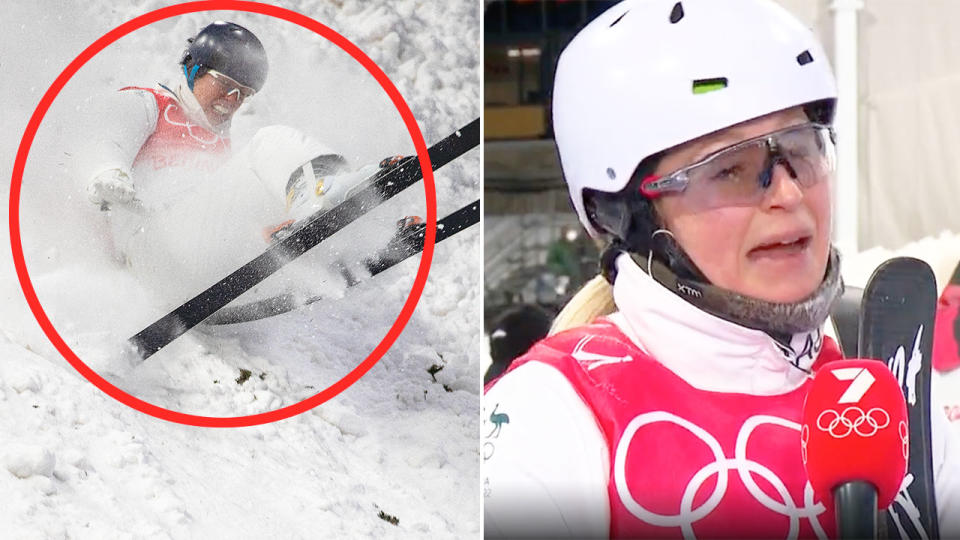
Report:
553,0,838,237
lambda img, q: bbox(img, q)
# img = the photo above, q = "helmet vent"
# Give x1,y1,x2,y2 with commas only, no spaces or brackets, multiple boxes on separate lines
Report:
692,77,728,95
609,11,629,27
606,167,616,179
797,50,814,66
669,2,685,24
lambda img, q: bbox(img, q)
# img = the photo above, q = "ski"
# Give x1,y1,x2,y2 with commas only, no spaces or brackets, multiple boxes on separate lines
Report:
858,257,939,539
205,199,480,325
129,118,480,359
830,284,863,357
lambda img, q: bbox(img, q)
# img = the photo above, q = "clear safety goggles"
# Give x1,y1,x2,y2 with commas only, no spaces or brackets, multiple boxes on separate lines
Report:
208,69,257,101
639,123,836,208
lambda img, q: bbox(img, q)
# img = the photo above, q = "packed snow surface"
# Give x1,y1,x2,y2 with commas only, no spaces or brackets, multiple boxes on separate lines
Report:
1,0,481,537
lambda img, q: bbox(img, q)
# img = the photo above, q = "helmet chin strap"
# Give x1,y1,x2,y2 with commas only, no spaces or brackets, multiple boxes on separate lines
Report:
603,234,844,360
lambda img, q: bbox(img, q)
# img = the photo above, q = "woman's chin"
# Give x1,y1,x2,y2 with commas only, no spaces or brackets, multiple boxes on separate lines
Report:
738,276,822,304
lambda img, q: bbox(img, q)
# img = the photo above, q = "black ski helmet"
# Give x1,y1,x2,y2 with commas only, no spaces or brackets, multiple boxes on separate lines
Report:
180,21,268,92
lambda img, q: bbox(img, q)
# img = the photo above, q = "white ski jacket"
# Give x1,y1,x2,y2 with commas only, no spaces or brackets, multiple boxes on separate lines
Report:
79,81,227,182
484,253,960,538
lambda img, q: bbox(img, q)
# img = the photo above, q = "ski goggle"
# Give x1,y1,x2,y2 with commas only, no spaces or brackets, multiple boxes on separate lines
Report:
639,123,836,209
208,70,257,101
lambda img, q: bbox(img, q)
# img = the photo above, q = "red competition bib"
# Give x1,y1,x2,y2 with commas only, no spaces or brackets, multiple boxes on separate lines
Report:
123,86,230,175
509,319,844,538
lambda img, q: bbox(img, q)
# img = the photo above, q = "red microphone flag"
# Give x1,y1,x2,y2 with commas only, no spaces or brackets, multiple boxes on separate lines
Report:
801,359,909,510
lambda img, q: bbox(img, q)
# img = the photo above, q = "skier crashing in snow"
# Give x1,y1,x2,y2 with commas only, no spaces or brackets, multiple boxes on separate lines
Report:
85,21,268,229
79,21,419,296
483,0,960,538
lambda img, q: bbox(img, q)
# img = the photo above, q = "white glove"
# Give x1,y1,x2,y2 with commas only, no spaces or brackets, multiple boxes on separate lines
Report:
87,168,136,209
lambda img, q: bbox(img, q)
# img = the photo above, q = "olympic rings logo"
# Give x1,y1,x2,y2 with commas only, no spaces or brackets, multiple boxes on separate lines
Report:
899,420,909,460
816,407,889,438
613,412,828,539
800,424,809,464
163,105,223,145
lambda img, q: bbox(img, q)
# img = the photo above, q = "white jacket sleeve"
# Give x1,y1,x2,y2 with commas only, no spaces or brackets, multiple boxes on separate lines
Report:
931,396,960,536
484,361,610,539
75,88,158,183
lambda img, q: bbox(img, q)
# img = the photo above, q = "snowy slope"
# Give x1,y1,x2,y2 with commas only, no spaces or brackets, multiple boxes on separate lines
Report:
1,0,481,537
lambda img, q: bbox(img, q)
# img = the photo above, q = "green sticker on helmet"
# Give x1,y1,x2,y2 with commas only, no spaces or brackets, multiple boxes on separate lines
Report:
692,77,728,95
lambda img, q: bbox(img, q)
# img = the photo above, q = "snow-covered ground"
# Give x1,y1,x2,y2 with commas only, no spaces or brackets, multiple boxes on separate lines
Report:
2,1,481,537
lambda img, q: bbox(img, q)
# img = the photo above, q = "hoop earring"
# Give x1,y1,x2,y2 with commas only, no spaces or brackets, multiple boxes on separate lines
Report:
647,228,676,275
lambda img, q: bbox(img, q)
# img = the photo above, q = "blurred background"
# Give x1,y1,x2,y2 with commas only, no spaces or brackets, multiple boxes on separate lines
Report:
482,0,960,375
484,1,617,333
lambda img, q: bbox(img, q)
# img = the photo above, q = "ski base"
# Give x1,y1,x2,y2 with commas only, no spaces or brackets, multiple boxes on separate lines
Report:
128,118,480,359
859,257,939,540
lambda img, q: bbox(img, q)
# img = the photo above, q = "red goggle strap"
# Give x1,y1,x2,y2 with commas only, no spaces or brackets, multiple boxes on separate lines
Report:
639,174,664,199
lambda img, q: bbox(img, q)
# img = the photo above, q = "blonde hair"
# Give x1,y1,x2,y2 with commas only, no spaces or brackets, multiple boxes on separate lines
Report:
549,274,616,335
